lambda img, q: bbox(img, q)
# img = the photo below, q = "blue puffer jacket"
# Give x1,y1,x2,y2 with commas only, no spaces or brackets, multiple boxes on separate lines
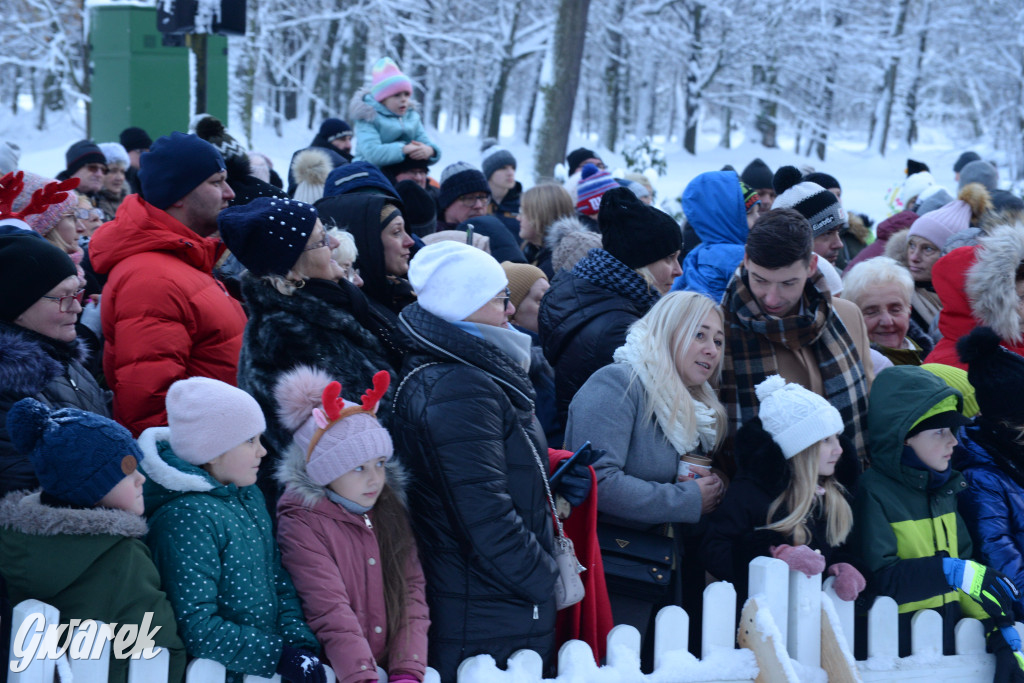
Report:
954,420,1024,621
350,90,441,168
671,171,748,303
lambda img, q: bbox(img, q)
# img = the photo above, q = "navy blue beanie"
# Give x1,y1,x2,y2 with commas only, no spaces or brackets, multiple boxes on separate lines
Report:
322,161,400,203
8,398,142,507
139,132,226,210
319,118,353,141
438,162,490,214
218,197,320,277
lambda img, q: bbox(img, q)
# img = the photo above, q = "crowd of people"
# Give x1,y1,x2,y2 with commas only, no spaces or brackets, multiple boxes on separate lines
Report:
3,55,1024,683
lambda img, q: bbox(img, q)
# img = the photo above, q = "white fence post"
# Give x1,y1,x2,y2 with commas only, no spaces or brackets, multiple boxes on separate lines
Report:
701,581,737,660
653,604,689,672
8,600,60,683
748,556,789,649
866,595,899,660
910,609,943,656
787,569,822,669
604,623,641,674
68,621,111,682
822,575,855,649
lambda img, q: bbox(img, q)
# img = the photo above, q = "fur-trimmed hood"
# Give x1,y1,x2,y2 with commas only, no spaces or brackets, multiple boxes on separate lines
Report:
0,324,88,396
348,88,420,124
966,223,1024,344
0,490,147,538
544,214,591,251
138,427,216,514
734,417,861,499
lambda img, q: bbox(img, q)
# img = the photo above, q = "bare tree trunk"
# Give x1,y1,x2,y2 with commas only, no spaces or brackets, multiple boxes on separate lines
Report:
868,0,910,156
754,63,779,148
601,0,627,151
534,0,593,179
904,0,929,147
683,2,704,154
524,55,544,146
485,1,524,140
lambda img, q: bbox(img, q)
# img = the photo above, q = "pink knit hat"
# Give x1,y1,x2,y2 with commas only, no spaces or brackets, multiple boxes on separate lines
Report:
9,172,80,236
275,366,393,486
908,183,990,250
167,377,266,465
370,58,413,103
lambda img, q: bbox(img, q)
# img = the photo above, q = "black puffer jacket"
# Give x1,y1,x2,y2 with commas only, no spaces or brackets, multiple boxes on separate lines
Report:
391,303,557,682
700,417,864,602
538,268,652,425
0,322,111,495
236,275,396,507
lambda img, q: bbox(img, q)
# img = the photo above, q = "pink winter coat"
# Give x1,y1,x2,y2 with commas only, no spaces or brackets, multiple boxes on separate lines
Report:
276,476,429,683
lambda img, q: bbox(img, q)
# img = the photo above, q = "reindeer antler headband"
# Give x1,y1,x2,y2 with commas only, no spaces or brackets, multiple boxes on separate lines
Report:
305,371,390,461
0,172,81,228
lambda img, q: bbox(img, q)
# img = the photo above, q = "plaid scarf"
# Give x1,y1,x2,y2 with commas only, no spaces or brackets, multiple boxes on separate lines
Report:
572,248,660,311
720,267,870,465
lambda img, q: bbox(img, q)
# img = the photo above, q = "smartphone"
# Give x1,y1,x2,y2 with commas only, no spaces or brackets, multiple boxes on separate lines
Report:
549,441,592,488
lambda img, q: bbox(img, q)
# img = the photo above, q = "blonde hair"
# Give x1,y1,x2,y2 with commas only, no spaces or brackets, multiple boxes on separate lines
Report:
634,266,662,294
521,183,574,242
627,291,727,453
761,440,853,547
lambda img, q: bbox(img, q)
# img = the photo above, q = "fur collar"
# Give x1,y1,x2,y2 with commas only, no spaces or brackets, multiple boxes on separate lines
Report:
137,427,215,493
0,490,148,538
0,325,88,395
966,223,1024,344
276,440,409,508
348,88,419,123
734,418,861,498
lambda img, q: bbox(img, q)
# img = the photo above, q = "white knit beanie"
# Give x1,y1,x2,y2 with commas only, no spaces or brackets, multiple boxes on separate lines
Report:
755,375,843,459
166,377,266,465
409,241,508,322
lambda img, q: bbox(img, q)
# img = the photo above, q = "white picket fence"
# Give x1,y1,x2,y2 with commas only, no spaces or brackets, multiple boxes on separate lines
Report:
8,557,1021,682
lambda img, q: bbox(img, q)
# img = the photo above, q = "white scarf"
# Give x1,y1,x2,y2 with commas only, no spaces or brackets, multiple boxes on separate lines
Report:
613,328,718,456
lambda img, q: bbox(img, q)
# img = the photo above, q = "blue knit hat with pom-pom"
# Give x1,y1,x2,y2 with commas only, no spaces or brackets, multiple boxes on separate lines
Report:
7,398,141,506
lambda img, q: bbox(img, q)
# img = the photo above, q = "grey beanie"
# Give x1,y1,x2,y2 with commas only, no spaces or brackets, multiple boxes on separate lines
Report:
958,160,998,191
481,142,516,181
916,186,955,215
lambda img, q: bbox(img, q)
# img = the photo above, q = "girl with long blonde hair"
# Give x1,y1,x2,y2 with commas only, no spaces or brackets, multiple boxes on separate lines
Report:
701,375,865,604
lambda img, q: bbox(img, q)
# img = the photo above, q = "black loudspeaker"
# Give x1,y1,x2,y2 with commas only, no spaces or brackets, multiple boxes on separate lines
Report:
157,0,245,36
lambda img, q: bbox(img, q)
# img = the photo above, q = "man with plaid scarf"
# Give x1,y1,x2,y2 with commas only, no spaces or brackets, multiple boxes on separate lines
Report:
720,209,874,474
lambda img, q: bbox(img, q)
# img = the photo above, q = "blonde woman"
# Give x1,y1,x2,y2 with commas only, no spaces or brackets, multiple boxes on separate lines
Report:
519,183,576,278
700,375,865,604
564,291,726,647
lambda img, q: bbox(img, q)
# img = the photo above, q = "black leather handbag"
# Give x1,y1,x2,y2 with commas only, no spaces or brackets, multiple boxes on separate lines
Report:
596,522,674,601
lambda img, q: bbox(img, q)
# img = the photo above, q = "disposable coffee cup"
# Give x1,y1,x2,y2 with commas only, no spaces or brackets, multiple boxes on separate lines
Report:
678,454,713,480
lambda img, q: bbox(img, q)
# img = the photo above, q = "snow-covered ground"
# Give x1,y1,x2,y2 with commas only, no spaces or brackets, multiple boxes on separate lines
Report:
1,105,998,229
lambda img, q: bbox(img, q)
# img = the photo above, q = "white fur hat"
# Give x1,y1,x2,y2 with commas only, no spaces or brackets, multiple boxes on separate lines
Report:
900,171,935,207
98,142,130,169
755,375,843,459
408,241,508,322
167,377,266,465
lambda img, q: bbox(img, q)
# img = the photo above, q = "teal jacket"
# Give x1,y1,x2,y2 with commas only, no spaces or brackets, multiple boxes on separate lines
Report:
350,90,441,167
139,427,318,681
850,366,984,652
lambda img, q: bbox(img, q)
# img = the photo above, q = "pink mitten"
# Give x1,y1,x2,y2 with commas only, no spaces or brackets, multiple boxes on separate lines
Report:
828,562,867,601
388,675,421,683
770,544,826,577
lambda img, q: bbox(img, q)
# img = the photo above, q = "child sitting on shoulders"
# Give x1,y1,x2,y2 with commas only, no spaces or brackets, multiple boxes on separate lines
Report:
139,377,326,683
274,366,429,683
701,376,866,604
351,57,441,169
0,399,186,683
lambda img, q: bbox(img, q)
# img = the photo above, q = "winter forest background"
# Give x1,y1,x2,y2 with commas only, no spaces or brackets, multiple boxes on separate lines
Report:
2,0,1024,189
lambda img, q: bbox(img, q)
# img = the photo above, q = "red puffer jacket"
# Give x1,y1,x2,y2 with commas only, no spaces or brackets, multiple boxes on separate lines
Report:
90,195,247,435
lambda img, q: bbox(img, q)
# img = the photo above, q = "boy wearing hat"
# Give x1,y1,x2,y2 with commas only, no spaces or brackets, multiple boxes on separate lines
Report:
851,365,1024,672
481,141,522,238
0,399,186,682
139,377,326,683
88,132,247,436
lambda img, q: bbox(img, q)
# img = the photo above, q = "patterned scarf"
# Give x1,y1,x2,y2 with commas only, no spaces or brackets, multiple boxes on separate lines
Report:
572,248,660,311
720,267,870,463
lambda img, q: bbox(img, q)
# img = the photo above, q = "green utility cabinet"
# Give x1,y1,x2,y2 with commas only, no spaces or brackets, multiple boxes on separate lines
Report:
89,4,228,141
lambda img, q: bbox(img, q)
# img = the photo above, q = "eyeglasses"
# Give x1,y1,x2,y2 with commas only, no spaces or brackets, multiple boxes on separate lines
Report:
458,193,490,207
74,208,104,221
493,287,512,308
83,164,107,175
304,231,330,251
41,288,85,312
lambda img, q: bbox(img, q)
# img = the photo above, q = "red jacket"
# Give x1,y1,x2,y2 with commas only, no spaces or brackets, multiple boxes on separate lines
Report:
276,486,430,683
89,195,246,435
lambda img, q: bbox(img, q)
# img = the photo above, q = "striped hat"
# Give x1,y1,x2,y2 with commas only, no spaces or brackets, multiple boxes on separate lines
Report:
575,164,619,216
772,166,847,237
370,58,413,103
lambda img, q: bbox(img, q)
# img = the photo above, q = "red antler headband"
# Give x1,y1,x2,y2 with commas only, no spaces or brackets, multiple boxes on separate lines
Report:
0,171,81,222
306,371,391,461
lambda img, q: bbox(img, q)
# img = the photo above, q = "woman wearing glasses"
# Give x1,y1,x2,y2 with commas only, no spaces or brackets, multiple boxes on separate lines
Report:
219,196,397,511
393,241,573,681
0,234,110,495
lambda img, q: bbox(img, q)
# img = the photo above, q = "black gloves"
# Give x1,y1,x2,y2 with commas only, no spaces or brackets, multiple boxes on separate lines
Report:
276,645,327,683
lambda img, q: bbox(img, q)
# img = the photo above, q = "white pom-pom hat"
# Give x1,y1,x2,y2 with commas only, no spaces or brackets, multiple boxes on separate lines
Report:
754,375,844,459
